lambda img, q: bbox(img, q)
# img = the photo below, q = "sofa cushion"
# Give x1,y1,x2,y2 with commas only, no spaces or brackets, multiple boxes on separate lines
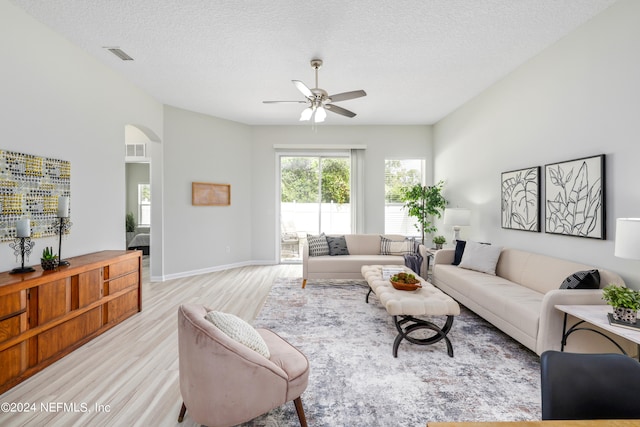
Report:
307,233,329,256
307,254,404,274
380,236,413,255
434,264,542,338
560,270,600,289
458,241,503,275
205,311,270,358
327,235,350,256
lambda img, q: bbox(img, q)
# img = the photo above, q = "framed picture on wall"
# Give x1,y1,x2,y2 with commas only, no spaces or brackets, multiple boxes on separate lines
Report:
544,154,605,239
501,166,540,232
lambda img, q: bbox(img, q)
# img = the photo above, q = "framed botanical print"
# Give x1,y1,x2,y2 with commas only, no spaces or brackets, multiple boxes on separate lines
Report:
501,166,540,232
545,154,605,239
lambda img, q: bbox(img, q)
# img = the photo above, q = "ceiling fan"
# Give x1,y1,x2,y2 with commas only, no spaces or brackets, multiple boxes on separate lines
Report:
263,59,366,123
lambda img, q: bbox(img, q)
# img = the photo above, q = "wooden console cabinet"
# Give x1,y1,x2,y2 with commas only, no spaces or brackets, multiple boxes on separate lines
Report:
0,250,141,394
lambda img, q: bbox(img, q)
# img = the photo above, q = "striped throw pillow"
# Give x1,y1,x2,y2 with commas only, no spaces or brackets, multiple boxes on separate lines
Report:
307,233,330,256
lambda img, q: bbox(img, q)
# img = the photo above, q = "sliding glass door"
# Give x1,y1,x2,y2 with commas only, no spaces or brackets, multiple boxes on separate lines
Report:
279,154,351,262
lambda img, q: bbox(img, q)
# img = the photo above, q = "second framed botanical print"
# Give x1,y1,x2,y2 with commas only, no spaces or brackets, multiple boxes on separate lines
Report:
545,154,605,239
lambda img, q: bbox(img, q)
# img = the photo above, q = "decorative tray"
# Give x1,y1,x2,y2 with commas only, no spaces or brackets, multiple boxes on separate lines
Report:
390,280,422,291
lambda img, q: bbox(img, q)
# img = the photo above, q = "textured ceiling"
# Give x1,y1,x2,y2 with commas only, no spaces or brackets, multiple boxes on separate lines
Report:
10,0,618,125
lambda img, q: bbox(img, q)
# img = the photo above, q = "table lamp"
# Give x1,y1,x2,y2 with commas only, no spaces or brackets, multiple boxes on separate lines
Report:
615,218,640,260
443,208,471,242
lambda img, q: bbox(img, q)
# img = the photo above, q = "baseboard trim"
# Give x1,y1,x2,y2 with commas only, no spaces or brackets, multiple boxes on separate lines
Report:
155,259,278,282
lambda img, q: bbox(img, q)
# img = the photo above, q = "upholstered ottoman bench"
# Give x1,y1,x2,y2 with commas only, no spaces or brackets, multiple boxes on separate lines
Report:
361,265,461,358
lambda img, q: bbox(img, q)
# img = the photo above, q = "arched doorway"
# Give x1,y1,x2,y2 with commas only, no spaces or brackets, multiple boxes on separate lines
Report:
125,124,162,281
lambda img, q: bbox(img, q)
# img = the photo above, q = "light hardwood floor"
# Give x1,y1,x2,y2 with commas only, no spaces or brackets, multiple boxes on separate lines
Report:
0,260,302,427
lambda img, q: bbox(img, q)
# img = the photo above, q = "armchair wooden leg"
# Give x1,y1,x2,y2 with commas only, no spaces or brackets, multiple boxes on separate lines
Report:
293,396,308,427
177,401,187,422
301,279,307,289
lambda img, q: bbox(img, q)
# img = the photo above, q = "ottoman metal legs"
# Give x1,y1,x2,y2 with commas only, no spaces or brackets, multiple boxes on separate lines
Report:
392,315,455,358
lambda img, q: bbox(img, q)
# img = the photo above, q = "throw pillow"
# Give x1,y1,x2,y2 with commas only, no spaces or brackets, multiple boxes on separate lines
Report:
307,233,329,256
205,311,270,358
326,235,350,256
380,236,413,255
452,240,466,265
560,270,600,289
458,241,503,275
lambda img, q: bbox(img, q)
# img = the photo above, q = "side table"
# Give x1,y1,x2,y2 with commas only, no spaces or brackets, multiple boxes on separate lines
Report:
555,304,640,361
424,248,437,281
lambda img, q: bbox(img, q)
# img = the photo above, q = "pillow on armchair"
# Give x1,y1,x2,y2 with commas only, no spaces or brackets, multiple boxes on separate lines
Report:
205,311,270,358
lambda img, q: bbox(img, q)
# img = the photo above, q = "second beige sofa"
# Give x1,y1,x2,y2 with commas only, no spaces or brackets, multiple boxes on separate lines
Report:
302,234,427,287
432,247,634,356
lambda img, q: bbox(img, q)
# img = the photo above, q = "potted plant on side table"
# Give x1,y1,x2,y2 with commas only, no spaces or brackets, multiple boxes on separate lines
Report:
602,284,640,325
433,235,446,250
41,246,59,271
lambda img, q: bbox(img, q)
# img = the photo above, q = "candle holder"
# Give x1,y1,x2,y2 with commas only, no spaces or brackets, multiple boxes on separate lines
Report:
9,237,36,274
56,217,72,266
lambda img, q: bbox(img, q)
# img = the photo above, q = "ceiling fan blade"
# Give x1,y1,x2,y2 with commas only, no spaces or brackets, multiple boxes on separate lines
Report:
326,104,356,118
292,80,313,98
263,100,308,104
328,90,367,103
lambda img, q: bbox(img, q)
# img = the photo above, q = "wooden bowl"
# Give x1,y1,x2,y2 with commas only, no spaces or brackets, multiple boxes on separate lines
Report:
390,280,422,291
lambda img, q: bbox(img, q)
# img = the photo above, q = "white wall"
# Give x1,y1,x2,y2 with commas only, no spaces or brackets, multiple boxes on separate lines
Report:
434,0,640,289
162,105,253,277
250,125,433,262
0,0,163,273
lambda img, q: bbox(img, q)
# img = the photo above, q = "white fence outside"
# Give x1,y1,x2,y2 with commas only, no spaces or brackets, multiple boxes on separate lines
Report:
280,202,422,261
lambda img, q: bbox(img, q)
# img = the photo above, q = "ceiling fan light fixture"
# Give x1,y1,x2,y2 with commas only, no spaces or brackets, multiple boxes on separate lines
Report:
299,106,313,121
264,59,366,123
314,106,327,123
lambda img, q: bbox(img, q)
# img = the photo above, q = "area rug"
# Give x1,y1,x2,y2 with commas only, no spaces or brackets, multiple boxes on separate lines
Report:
244,279,541,426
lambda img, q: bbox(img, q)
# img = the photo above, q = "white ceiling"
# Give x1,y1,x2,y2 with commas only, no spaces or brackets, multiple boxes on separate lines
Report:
11,0,618,125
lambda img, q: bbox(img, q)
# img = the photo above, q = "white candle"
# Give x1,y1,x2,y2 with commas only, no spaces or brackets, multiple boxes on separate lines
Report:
57,196,70,218
16,218,30,238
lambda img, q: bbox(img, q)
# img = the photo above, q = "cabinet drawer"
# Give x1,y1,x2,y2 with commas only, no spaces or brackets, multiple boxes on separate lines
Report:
0,342,27,386
0,290,26,319
107,289,139,324
37,308,102,363
106,257,139,279
0,312,27,344
106,272,138,295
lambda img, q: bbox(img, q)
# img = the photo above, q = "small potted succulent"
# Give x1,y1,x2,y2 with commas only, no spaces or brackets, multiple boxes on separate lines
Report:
41,246,59,271
602,284,640,324
433,235,446,250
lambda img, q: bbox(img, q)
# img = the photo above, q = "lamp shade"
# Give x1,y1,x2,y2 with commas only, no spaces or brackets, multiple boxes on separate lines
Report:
314,106,327,123
614,218,640,260
443,208,471,226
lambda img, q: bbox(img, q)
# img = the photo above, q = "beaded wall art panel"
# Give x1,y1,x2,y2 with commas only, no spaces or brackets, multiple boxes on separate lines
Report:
0,150,71,241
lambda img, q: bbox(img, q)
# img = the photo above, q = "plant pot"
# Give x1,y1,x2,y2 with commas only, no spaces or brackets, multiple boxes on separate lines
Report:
41,258,59,271
613,306,638,324
435,243,443,250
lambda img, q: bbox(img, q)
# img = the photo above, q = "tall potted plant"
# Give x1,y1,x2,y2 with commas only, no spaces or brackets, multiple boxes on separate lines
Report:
401,180,447,244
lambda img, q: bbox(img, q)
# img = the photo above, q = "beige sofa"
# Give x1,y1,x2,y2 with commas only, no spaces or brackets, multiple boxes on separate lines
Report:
302,234,427,287
432,247,634,356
